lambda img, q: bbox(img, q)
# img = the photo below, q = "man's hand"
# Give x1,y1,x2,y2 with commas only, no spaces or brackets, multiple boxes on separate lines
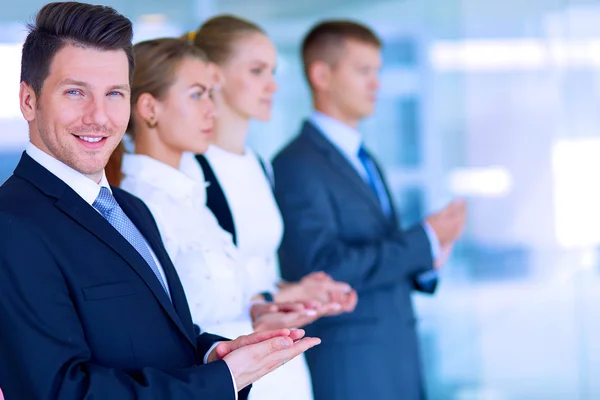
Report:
434,243,454,269
426,199,467,247
210,329,321,390
206,329,300,363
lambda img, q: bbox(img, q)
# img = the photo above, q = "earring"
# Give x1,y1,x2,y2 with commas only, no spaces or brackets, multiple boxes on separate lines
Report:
146,116,158,129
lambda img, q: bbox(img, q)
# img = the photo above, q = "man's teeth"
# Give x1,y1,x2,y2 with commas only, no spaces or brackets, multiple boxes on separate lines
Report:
78,136,103,143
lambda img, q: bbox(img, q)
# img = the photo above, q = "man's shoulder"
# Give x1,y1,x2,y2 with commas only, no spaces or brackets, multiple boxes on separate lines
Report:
0,174,46,213
274,132,318,165
0,175,49,236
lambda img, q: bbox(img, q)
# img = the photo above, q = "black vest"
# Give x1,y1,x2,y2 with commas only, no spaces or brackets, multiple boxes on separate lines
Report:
195,153,271,246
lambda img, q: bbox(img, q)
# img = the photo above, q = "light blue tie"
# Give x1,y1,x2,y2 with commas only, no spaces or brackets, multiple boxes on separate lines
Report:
93,187,171,300
357,146,392,217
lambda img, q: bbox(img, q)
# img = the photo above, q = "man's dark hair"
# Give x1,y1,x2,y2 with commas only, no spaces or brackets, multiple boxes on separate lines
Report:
301,20,381,88
20,2,134,97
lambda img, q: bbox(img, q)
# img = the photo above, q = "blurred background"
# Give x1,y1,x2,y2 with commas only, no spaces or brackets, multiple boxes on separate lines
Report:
2,0,600,398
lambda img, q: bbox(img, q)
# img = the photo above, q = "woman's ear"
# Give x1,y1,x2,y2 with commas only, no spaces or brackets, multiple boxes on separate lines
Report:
135,93,160,128
208,62,225,91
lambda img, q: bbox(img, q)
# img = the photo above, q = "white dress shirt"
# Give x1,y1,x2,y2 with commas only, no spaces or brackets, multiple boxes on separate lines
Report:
25,144,232,394
310,111,442,259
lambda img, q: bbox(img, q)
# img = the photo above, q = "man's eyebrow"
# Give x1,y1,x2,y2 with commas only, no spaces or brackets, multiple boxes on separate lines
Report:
58,78,91,88
108,84,131,93
58,79,131,93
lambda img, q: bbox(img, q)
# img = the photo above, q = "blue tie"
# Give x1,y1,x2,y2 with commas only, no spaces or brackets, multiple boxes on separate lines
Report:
93,187,171,300
358,146,392,216
358,148,438,289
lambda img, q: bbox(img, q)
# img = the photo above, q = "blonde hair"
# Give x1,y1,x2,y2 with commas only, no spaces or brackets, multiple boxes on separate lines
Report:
186,15,265,65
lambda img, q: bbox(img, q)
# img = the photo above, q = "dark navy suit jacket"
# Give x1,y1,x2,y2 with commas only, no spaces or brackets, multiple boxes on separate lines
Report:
272,121,438,400
0,153,249,400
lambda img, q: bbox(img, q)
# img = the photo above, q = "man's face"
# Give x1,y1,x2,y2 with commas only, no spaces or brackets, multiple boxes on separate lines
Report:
328,40,381,124
20,44,130,182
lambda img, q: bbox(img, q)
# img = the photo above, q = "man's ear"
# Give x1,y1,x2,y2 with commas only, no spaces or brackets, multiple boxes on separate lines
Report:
308,61,332,92
19,82,37,122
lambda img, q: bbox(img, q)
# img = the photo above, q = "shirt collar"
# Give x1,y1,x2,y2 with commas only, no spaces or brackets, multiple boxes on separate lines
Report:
310,111,363,159
179,151,205,183
122,154,200,199
25,142,111,206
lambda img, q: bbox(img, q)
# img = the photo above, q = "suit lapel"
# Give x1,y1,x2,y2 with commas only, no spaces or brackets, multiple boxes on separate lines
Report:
115,190,196,345
301,121,391,222
14,153,195,347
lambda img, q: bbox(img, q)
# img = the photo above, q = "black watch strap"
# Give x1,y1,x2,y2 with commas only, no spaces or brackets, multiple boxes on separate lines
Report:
260,291,274,302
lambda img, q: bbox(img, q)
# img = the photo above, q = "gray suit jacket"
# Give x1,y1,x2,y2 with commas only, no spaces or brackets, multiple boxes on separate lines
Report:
272,120,437,400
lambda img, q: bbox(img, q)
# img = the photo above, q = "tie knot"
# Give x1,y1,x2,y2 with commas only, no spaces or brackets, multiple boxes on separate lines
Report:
357,145,369,161
93,187,118,216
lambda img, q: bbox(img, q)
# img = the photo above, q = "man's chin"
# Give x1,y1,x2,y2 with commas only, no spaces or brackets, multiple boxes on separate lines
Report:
72,160,109,182
357,110,374,120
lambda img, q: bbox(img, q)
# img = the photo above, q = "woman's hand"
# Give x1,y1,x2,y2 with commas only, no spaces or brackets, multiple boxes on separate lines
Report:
275,272,358,315
251,302,320,331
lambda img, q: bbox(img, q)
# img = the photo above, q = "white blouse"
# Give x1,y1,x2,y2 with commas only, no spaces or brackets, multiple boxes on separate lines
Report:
180,147,284,296
179,149,314,400
120,154,254,339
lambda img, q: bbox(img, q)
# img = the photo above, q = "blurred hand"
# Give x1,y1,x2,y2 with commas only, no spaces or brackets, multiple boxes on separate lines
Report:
252,301,333,331
329,289,358,313
435,243,454,269
220,329,321,390
276,271,352,304
250,302,306,322
426,199,467,247
253,310,319,331
302,272,357,314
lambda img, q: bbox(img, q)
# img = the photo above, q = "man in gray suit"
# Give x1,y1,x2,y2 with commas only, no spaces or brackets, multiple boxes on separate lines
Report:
272,20,467,400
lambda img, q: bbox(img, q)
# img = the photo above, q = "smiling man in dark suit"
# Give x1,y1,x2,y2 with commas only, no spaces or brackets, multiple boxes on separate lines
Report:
0,3,319,399
273,20,467,400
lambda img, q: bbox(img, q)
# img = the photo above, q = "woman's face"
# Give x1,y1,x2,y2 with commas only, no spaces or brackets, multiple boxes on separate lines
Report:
217,33,278,121
154,57,216,154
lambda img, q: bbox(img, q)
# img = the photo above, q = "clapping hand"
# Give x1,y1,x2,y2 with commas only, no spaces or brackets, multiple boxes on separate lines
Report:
251,301,325,331
300,272,358,314
206,329,320,390
426,199,467,248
